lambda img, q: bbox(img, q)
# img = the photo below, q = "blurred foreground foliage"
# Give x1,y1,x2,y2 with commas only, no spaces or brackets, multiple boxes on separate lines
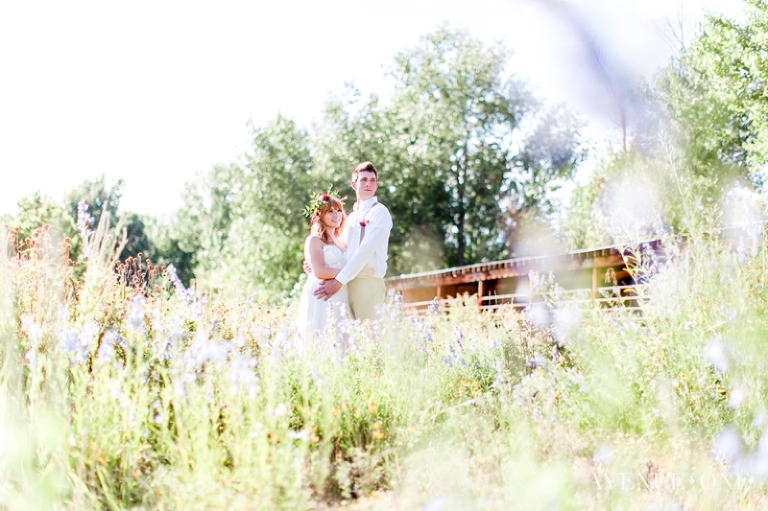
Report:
564,0,768,249
3,183,768,510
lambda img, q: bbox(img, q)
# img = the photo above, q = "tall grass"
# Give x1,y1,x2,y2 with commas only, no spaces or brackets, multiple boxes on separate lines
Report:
2,209,768,510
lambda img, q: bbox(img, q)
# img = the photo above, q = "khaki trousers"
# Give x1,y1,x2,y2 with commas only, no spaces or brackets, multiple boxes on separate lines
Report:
347,275,386,321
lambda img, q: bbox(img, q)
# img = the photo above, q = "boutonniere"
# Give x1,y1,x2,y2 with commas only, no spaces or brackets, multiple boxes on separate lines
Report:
359,220,368,227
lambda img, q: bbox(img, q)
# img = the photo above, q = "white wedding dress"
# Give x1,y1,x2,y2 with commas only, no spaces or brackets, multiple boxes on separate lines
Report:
295,244,350,350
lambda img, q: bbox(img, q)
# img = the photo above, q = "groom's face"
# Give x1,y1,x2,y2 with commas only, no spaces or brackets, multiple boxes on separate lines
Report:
352,170,378,201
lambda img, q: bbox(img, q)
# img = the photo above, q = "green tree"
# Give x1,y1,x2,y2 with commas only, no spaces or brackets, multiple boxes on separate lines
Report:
222,116,316,297
63,176,162,263
165,163,243,285
387,27,528,266
658,0,766,183
505,107,585,253
120,212,155,262
64,176,123,231
317,28,583,269
315,88,452,274
14,191,78,253
563,2,768,251
173,118,317,298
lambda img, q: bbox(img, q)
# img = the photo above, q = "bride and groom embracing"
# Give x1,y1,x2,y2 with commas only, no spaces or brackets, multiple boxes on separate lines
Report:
295,161,393,343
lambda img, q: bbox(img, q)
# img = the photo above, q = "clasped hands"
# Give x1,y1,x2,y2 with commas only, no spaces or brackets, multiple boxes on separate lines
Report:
314,278,342,301
304,260,342,301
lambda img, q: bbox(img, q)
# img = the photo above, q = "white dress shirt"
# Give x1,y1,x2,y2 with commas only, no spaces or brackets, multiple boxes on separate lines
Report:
336,197,393,285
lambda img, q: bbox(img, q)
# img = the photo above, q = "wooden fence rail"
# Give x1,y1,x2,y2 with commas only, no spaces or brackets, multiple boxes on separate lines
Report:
397,283,649,315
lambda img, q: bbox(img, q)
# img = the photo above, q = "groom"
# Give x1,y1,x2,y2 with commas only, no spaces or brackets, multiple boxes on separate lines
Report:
315,161,393,320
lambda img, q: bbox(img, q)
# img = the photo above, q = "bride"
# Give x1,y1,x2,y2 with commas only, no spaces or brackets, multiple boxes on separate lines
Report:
295,193,350,348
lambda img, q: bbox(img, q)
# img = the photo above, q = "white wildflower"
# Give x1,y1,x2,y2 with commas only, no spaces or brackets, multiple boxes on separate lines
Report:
127,295,146,334
712,427,742,461
705,337,729,373
526,302,550,330
728,385,745,409
96,330,120,366
287,430,310,441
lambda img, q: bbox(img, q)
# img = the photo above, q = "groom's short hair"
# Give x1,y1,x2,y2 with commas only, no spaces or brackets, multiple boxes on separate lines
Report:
352,161,378,181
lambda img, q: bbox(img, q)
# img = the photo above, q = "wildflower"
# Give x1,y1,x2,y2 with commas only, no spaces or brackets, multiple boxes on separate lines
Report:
754,411,768,430
58,321,99,365
720,186,766,257
127,295,146,334
228,354,259,396
427,297,439,315
705,337,729,373
21,314,43,366
166,264,183,289
387,289,403,309
20,314,42,344
491,364,505,390
310,369,325,386
183,332,232,372
96,330,120,366
76,201,94,232
367,402,377,415
56,330,81,354
712,427,743,462
111,381,126,402
553,284,564,303
273,403,288,417
422,496,448,511
553,305,581,345
453,326,464,345
251,324,271,340
443,342,466,368
593,446,613,466
288,429,310,441
525,355,546,369
729,385,745,409
736,244,749,265
273,328,290,354
526,302,550,330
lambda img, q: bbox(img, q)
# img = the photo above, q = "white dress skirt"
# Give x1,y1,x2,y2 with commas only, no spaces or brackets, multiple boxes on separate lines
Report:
295,244,350,355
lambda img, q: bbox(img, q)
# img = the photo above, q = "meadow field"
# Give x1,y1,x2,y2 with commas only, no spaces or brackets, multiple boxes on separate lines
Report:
3,213,768,511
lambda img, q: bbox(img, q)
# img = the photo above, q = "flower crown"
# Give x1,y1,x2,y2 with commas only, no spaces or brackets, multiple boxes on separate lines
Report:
303,187,344,219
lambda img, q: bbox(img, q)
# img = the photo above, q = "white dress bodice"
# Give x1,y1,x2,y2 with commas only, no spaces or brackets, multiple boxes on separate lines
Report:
323,244,345,269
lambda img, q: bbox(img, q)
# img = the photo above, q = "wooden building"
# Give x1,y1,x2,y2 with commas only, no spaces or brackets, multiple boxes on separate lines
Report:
385,239,664,313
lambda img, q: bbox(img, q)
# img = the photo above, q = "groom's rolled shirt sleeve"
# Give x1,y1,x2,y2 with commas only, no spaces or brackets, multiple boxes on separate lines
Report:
335,208,392,285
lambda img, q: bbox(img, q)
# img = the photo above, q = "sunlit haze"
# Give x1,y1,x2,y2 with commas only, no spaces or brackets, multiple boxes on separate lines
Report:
0,0,744,219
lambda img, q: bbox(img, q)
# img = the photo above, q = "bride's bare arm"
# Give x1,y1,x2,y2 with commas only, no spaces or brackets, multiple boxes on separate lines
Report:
306,236,341,280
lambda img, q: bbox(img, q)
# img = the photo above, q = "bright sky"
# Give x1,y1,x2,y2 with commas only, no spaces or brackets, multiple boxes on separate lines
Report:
0,0,745,219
